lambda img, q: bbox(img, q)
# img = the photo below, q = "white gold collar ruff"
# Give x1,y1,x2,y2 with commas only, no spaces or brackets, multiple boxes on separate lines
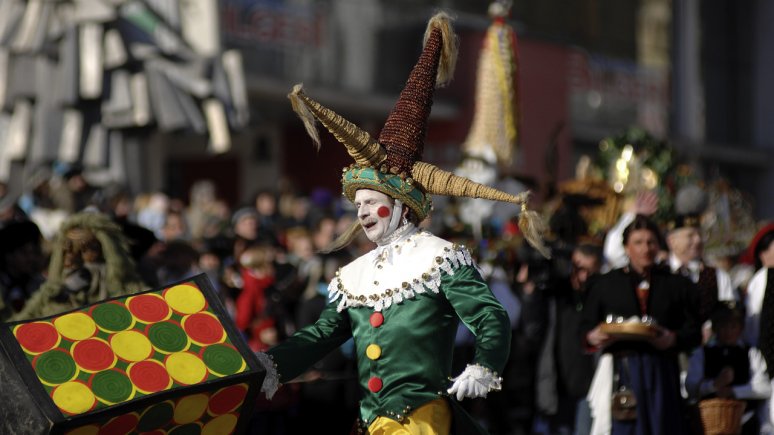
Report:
328,231,476,312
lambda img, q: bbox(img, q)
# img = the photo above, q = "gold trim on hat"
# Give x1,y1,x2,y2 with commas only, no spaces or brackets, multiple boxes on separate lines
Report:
288,84,386,168
411,161,550,257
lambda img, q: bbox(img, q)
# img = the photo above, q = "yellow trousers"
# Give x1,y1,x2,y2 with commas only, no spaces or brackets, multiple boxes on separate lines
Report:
367,398,451,435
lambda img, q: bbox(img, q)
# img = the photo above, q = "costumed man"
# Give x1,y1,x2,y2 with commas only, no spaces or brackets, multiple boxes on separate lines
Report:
256,12,549,434
583,215,701,435
663,185,736,338
13,212,148,320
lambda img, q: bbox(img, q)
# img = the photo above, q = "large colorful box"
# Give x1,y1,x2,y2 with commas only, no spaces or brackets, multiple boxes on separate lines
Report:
0,274,264,435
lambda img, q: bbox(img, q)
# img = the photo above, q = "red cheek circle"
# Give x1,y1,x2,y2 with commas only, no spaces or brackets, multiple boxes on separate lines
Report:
377,206,391,218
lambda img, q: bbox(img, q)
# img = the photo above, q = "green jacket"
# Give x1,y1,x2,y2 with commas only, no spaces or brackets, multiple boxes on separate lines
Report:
267,231,511,429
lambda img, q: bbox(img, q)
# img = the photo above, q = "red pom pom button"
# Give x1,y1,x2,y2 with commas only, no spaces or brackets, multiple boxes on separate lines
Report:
368,376,383,393
377,206,391,218
369,312,384,328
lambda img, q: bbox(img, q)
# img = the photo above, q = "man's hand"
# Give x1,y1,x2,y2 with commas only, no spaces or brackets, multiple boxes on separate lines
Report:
633,191,659,216
587,325,617,348
714,367,734,390
649,325,676,350
447,364,501,401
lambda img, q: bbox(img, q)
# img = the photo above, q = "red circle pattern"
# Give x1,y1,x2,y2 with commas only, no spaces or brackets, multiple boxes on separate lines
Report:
72,339,115,372
15,322,59,354
208,384,248,416
97,413,138,435
129,360,171,394
183,313,225,345
128,295,170,323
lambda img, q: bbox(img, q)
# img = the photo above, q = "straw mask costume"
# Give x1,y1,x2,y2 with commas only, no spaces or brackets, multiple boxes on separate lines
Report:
257,12,548,434
13,212,147,320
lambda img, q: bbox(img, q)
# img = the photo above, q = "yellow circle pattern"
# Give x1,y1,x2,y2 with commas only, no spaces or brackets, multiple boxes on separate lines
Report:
52,382,95,415
166,352,208,385
366,344,382,360
202,414,238,435
54,313,96,341
110,331,153,362
65,424,99,435
174,393,209,424
164,285,206,314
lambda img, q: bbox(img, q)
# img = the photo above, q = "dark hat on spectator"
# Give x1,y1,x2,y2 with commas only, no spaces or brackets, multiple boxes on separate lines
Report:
0,220,42,255
667,184,708,231
231,207,258,226
710,300,745,329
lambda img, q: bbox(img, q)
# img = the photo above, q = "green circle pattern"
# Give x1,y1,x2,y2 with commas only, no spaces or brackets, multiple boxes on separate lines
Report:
148,321,189,353
91,370,133,404
137,401,174,432
169,423,202,435
92,303,133,332
35,350,77,385
202,344,244,376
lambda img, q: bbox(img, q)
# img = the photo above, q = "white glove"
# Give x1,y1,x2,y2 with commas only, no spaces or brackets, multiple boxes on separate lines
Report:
256,352,280,399
447,364,502,401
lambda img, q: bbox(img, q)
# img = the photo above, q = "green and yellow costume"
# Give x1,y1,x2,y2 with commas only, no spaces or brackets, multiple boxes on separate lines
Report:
265,230,510,430
260,10,548,434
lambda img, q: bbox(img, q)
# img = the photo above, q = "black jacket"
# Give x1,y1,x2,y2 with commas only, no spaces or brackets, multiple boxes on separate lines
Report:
580,266,702,355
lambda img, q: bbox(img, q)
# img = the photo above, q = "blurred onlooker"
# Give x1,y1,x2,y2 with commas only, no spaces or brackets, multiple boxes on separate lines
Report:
235,243,281,352
19,164,69,240
279,228,321,328
186,180,218,241
50,164,98,213
232,206,259,243
136,192,170,240
0,220,46,321
254,189,281,236
535,243,602,435
743,224,774,347
161,210,190,242
285,195,312,229
292,255,359,434
156,240,201,285
496,243,552,434
311,216,336,253
583,215,701,435
665,200,736,328
603,191,660,271
685,302,771,435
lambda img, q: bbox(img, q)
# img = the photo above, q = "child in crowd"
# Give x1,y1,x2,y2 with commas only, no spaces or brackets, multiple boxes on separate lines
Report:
685,302,771,434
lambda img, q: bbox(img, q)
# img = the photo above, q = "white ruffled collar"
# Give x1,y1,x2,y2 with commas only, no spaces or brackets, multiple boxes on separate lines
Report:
328,231,477,312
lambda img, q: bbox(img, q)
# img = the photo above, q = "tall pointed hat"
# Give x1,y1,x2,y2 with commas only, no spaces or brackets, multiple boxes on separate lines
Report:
462,1,520,166
288,12,549,257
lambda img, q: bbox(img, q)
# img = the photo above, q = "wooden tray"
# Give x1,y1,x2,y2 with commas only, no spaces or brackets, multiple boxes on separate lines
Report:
599,322,658,341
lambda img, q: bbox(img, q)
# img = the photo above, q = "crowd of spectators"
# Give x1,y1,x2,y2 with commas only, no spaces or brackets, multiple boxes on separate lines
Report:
1,168,773,435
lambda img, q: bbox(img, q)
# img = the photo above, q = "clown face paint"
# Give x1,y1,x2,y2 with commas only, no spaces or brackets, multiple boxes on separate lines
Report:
354,190,395,243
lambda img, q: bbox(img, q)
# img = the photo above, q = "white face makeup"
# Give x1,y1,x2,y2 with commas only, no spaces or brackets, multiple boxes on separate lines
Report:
354,189,395,243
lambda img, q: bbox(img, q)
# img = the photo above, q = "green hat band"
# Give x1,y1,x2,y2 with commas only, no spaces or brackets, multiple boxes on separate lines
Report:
342,167,432,220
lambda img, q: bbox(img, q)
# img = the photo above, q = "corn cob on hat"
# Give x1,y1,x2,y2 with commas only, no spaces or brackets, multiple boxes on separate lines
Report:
462,1,520,166
288,12,549,257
